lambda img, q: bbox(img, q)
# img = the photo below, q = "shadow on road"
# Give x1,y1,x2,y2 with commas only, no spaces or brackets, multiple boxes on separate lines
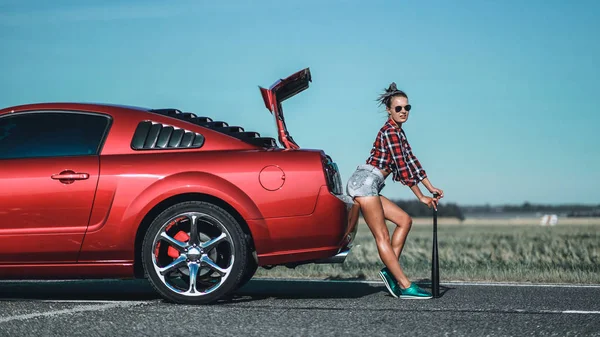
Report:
0,278,451,303
234,279,380,300
413,278,453,298
0,279,160,301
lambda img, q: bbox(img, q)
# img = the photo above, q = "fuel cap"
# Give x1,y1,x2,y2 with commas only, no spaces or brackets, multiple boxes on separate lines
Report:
259,165,285,191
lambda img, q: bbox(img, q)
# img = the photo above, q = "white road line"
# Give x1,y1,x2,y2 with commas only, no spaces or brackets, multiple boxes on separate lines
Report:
0,299,150,304
434,281,600,288
37,300,148,304
0,301,149,324
513,309,600,315
252,278,600,288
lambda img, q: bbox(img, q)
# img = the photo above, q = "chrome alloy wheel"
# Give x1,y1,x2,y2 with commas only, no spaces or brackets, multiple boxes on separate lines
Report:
151,211,235,297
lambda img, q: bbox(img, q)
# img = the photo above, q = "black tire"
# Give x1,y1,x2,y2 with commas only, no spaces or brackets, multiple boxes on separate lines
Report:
236,254,258,290
141,201,248,304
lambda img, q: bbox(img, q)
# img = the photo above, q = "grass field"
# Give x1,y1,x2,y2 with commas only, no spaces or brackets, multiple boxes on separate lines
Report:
254,219,600,284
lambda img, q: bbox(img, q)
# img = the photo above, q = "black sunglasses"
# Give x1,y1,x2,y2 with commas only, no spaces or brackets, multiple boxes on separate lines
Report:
394,105,411,112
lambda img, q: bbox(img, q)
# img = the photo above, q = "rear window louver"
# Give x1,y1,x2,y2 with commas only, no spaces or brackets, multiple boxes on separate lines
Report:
149,108,278,148
131,121,205,150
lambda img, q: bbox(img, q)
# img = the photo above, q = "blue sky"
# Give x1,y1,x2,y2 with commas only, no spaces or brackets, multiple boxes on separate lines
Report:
1,0,598,205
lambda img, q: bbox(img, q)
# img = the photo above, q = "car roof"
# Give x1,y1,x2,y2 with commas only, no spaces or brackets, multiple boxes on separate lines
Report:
0,102,150,115
0,102,279,149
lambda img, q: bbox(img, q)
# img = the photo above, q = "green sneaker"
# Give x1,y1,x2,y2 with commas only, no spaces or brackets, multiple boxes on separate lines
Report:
379,267,401,298
399,283,433,299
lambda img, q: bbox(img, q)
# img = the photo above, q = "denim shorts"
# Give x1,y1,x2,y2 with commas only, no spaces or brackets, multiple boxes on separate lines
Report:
346,164,386,198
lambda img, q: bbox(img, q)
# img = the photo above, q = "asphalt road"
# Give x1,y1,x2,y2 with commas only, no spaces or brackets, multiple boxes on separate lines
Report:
0,278,598,337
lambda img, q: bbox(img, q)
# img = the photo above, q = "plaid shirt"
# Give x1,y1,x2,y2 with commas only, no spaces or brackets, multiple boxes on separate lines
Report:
366,118,427,187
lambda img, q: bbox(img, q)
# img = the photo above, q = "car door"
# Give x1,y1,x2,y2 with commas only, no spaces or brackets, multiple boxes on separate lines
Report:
0,110,111,263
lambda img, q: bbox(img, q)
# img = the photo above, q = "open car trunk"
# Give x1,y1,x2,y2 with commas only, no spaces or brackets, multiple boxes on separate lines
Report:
259,68,312,149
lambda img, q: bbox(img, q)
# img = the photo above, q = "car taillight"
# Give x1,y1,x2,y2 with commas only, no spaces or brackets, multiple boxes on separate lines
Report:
322,154,343,195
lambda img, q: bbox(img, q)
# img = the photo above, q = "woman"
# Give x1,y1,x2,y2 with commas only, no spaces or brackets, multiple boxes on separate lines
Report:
346,83,444,299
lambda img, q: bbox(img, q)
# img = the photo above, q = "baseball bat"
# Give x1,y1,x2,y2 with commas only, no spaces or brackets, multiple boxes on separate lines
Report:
432,192,440,298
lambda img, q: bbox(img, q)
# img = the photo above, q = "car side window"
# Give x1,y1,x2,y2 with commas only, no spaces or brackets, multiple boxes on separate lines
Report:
0,111,111,160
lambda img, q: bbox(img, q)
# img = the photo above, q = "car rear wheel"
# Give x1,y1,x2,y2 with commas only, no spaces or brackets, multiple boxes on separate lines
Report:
142,201,248,304
236,254,258,290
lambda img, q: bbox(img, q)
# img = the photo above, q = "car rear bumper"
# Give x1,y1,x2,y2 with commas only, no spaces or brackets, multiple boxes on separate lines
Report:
255,186,360,266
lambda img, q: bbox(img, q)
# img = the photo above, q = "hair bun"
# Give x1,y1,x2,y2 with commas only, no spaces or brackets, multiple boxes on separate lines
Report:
376,82,407,107
387,82,398,92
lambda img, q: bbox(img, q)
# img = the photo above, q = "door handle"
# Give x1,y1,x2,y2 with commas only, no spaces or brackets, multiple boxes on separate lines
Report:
51,170,90,183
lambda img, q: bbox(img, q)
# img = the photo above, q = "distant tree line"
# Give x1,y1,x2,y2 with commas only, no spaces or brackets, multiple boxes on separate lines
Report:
567,210,600,217
460,202,600,216
382,201,600,219
389,199,465,221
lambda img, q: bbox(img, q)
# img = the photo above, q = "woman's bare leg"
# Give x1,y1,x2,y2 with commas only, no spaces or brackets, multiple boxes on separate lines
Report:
380,196,413,258
355,195,412,289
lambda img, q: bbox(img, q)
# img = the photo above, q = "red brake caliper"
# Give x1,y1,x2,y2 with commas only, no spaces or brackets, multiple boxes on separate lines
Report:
167,231,190,259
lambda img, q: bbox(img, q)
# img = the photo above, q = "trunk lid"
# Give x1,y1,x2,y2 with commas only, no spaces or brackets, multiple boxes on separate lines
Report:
259,68,312,149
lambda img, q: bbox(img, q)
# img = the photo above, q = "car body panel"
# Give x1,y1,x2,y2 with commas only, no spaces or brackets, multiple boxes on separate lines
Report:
256,185,359,266
0,156,99,263
0,262,133,279
78,149,328,262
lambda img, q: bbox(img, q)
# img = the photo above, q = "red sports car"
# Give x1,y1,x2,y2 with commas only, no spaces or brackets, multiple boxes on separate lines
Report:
0,68,360,304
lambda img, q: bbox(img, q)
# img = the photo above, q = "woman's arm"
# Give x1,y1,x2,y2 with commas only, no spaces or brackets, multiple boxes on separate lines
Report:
383,129,439,208
421,177,444,198
402,130,444,199
383,130,420,187
410,184,438,209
